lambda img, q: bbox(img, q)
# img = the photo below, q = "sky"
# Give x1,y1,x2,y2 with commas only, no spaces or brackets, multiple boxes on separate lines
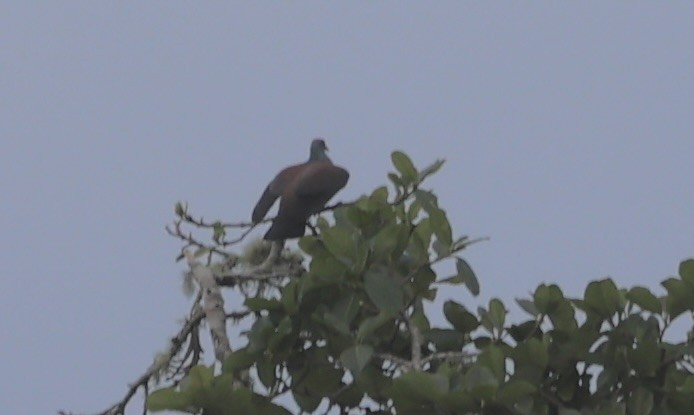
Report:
1,3,692,415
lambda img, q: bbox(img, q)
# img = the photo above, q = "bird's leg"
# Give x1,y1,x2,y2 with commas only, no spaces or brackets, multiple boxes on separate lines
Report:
253,240,285,272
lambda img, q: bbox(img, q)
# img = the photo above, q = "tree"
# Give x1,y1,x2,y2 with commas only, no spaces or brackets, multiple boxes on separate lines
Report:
89,152,693,415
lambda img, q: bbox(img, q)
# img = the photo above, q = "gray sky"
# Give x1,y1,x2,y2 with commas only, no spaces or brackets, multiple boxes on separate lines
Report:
1,3,692,415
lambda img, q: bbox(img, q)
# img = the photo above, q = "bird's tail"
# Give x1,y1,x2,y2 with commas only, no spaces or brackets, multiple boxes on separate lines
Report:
264,220,306,241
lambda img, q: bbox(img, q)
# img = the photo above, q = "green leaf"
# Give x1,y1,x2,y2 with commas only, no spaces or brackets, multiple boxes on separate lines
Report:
371,223,410,263
247,317,275,354
327,291,360,327
477,344,506,381
321,226,360,268
183,364,214,390
391,371,449,401
425,328,465,351
244,297,283,312
584,279,622,318
533,284,564,314
391,151,418,183
661,277,694,318
414,189,439,213
388,172,405,190
508,320,541,342
496,380,536,405
463,364,498,399
443,300,479,334
357,311,395,340
221,348,256,374
298,235,328,257
488,298,507,332
340,345,374,377
516,298,539,316
267,315,294,352
455,257,479,296
256,357,276,389
146,387,192,411
628,338,660,377
512,338,548,371
627,387,653,415
429,208,453,249
370,185,390,204
292,390,322,413
177,365,214,408
417,159,445,183
679,258,694,284
364,269,403,313
627,286,661,313
280,279,299,315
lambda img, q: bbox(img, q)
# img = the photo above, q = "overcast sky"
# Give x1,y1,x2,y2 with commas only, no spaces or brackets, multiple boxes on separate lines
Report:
1,3,692,415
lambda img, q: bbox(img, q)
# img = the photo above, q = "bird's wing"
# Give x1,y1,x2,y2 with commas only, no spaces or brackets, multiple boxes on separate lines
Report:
294,163,350,197
251,164,303,223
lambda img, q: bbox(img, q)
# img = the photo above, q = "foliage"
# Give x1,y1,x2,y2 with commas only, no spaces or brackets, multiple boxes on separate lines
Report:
149,152,694,415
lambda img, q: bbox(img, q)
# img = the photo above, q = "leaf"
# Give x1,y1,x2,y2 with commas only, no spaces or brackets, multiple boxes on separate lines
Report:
584,279,622,318
627,387,654,415
371,223,410,263
221,348,256,374
516,298,539,316
508,320,541,342
661,277,694,318
146,387,192,411
627,286,661,313
256,358,276,389
425,328,465,351
391,151,418,183
391,371,449,401
292,390,322,413
267,315,294,352
477,344,506,381
183,364,214,390
321,225,359,268
443,300,479,334
429,208,453,249
495,380,536,405
533,284,564,314
512,338,548,371
357,311,395,340
417,159,445,183
679,258,694,284
488,298,507,331
298,235,328,257
414,189,439,213
364,269,403,313
387,172,404,190
247,317,275,354
627,338,660,377
340,345,374,377
455,257,480,296
244,297,283,312
463,364,498,399
370,186,390,204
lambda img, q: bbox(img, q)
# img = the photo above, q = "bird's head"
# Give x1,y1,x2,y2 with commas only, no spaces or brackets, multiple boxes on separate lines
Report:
309,137,332,163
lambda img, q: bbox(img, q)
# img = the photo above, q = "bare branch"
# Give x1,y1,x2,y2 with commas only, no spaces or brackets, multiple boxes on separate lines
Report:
94,310,205,415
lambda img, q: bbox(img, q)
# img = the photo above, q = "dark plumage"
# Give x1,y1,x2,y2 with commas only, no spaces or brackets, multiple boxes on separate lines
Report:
252,138,349,240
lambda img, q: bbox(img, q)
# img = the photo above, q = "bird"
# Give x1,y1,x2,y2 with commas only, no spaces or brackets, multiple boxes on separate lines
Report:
252,138,350,240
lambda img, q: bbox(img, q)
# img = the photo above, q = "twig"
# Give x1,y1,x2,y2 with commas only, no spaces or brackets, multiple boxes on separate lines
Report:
185,250,232,363
95,310,205,415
